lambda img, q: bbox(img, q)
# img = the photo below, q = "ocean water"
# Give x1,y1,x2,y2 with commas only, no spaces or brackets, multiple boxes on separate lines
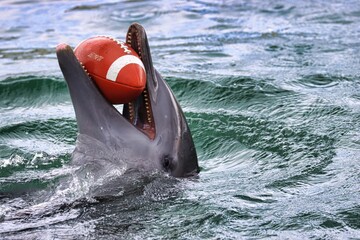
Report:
1,0,360,239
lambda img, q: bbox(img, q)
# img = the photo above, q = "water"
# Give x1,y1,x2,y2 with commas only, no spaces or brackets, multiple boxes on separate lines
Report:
1,0,360,239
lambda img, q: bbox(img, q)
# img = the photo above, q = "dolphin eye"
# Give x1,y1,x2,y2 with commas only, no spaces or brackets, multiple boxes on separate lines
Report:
162,155,172,171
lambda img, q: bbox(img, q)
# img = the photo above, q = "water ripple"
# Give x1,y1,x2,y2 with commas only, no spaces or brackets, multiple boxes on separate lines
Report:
1,0,360,238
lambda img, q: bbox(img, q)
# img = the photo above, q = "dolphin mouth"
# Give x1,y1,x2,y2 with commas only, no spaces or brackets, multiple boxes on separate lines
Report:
122,25,156,140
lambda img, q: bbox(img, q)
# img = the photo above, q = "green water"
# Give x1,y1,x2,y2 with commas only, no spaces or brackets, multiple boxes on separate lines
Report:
1,0,360,239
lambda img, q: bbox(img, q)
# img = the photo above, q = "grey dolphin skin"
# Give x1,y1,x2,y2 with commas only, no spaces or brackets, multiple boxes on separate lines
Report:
56,23,200,178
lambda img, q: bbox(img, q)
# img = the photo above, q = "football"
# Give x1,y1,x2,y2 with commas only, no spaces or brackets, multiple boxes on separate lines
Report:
74,36,146,104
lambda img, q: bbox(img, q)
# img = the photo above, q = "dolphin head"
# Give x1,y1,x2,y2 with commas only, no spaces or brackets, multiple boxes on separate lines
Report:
56,23,199,177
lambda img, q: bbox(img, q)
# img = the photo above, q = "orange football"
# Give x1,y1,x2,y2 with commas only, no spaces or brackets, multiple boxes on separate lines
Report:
74,36,146,104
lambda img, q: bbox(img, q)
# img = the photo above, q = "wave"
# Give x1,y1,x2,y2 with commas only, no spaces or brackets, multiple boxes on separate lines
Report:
0,75,69,108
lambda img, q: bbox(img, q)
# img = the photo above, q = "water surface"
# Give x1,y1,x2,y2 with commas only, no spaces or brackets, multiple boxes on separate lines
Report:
1,0,360,239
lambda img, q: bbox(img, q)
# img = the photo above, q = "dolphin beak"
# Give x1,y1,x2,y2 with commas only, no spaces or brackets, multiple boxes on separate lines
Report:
122,23,157,140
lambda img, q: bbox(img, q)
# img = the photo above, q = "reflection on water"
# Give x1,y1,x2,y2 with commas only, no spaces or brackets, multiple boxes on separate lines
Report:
1,0,360,239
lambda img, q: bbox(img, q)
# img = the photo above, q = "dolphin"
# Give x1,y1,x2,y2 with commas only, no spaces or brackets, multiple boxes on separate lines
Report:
56,23,200,179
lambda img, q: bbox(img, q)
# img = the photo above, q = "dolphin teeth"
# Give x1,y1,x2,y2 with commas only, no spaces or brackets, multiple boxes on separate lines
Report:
126,34,132,44
79,62,90,76
128,102,134,122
